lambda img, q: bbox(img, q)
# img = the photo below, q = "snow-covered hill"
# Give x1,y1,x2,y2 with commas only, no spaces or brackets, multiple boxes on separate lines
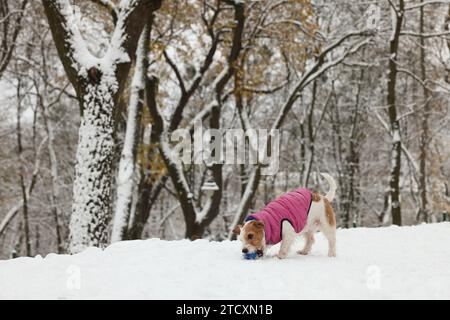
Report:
1,223,450,299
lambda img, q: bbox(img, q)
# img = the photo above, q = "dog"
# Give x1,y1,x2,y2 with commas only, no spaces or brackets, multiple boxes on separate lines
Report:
233,173,337,259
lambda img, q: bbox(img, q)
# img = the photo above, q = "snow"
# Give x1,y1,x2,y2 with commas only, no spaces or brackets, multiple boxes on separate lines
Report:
389,4,398,43
55,0,134,89
392,128,401,143
69,79,116,253
3,223,449,299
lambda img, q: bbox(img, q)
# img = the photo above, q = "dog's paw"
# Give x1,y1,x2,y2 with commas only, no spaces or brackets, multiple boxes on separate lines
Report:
328,251,336,257
297,249,309,255
276,252,287,259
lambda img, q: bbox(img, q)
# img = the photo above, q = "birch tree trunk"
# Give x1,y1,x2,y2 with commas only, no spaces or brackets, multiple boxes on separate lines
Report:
111,23,150,243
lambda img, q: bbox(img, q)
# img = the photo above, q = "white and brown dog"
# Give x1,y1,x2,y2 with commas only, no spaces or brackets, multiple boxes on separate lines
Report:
233,173,337,259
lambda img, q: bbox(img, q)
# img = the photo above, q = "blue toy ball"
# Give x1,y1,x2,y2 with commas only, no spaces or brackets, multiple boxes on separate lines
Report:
243,252,258,260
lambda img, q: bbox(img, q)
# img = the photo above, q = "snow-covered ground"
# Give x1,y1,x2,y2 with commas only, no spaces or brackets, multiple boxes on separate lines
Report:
1,223,450,300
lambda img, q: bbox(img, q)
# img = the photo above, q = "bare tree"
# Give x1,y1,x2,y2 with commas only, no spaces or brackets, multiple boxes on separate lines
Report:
0,0,28,79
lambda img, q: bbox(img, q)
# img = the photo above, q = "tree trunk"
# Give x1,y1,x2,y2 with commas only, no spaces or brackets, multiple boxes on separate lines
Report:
111,25,149,243
304,80,317,187
331,98,348,228
16,78,31,257
69,83,116,253
349,70,364,227
128,174,167,239
42,0,162,253
145,1,245,240
386,0,404,226
19,175,31,256
417,0,430,223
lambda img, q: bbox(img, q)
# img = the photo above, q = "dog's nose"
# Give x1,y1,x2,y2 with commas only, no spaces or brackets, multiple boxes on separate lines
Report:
242,248,248,254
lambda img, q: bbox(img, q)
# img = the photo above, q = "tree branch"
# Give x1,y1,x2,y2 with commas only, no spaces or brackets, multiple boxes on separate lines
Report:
42,0,162,103
163,50,187,95
0,0,28,79
90,0,118,24
405,0,450,10
272,36,371,130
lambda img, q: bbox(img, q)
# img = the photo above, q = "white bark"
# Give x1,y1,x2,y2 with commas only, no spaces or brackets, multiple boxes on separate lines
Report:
111,29,147,243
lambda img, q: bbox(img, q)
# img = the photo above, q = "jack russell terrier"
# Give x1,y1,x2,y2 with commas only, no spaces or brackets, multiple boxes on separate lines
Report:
233,173,337,259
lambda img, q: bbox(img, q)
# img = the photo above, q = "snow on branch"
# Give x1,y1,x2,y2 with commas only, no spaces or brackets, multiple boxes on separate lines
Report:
0,202,23,237
43,0,97,79
400,30,450,38
163,50,187,95
168,35,221,132
387,0,400,16
145,76,198,216
300,39,371,93
195,198,212,224
265,19,324,41
96,0,118,12
371,107,419,175
405,0,450,11
159,132,198,213
43,0,158,90
159,204,181,228
272,35,372,131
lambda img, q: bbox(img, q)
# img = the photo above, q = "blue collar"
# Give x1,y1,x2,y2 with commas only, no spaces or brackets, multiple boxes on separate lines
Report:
244,216,256,222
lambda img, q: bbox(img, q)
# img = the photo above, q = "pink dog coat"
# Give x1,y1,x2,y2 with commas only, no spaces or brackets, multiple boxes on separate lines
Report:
245,188,312,245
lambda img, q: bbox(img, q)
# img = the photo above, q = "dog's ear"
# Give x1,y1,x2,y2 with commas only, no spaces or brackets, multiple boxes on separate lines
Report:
233,225,242,235
254,221,264,229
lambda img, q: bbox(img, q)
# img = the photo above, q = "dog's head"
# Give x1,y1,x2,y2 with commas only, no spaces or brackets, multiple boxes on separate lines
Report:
233,220,266,257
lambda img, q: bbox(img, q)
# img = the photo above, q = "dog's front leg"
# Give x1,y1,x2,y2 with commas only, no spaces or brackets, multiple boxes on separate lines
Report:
277,221,296,259
263,244,272,256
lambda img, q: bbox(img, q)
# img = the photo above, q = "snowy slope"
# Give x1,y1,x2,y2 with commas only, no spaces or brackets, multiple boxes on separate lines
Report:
1,223,450,300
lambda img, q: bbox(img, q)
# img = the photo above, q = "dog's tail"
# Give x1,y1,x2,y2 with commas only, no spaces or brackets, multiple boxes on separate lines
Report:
320,173,336,202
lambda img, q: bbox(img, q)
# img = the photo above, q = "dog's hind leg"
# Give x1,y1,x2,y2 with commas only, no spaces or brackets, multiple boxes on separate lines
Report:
322,198,337,257
322,227,336,257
